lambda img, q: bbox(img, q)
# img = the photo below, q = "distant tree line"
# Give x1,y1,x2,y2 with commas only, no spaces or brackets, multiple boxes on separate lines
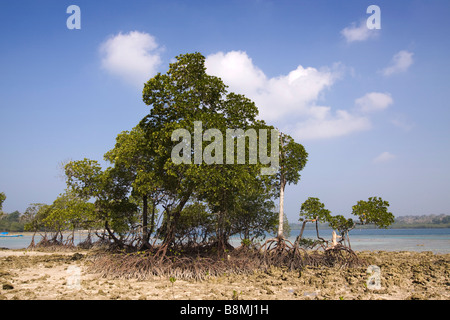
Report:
290,213,450,230
0,211,25,232
0,192,25,232
391,214,450,228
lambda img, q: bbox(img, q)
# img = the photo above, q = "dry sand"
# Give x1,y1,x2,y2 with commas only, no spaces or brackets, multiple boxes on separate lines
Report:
0,249,448,300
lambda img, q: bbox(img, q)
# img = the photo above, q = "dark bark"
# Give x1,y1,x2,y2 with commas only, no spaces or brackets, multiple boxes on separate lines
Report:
139,195,151,250
149,199,157,236
315,217,327,245
105,220,125,249
157,189,193,258
298,220,308,239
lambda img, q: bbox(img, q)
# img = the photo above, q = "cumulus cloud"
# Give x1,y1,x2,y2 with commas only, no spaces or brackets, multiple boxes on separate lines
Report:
205,51,267,97
205,50,371,141
206,51,338,121
381,50,414,76
373,151,396,164
355,92,393,113
341,20,378,43
100,31,162,86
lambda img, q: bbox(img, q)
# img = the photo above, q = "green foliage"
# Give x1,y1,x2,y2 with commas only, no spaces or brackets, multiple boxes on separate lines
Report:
0,192,6,213
298,196,394,247
104,125,160,205
282,214,291,238
277,133,308,238
278,133,308,186
299,197,331,223
390,215,450,228
433,215,450,224
0,210,25,232
139,52,284,249
19,193,97,236
352,197,394,229
169,276,176,298
174,202,214,244
64,159,138,239
43,191,96,232
64,158,104,199
296,237,321,248
240,238,252,247
23,203,50,233
232,289,242,300
229,181,278,243
139,53,233,246
327,215,355,235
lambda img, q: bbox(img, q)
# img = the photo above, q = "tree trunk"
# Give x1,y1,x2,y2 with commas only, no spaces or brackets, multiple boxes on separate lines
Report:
295,219,316,247
277,179,285,239
28,230,37,248
315,217,327,245
277,132,285,239
149,199,156,236
346,231,351,249
216,210,231,255
65,229,74,246
158,190,192,257
141,195,150,248
298,220,308,239
105,220,124,249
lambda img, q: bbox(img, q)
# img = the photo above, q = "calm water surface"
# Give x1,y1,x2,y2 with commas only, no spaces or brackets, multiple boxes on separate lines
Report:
1,228,449,253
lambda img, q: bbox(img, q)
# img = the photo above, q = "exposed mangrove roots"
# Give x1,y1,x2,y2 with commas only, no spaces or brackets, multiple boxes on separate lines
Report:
86,239,367,281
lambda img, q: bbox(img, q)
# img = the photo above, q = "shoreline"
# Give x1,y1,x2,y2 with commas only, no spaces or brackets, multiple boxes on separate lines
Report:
0,248,448,300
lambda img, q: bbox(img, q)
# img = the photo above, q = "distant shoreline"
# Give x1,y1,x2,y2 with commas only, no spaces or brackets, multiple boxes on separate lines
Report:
289,223,450,230
3,223,450,236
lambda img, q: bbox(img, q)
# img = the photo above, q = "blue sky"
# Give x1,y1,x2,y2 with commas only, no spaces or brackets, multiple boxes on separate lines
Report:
1,0,449,222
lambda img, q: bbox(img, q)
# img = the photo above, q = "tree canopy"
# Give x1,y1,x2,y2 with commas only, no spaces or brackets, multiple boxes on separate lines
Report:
352,196,394,229
0,192,6,213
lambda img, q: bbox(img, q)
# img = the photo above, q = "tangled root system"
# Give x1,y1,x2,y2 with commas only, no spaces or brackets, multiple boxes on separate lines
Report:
86,239,366,281
87,249,264,281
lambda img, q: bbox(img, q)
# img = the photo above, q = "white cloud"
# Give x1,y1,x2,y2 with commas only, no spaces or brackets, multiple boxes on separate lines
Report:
373,151,396,164
205,50,371,141
291,110,371,140
381,50,414,76
205,51,267,97
100,31,162,87
205,51,338,122
355,92,393,113
341,21,378,43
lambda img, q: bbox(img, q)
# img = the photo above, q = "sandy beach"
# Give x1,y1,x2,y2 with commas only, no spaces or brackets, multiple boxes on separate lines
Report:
0,248,448,300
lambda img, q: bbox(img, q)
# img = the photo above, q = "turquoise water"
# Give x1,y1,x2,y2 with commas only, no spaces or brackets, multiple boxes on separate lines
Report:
286,228,450,254
230,228,450,254
0,233,89,250
2,228,449,253
0,235,38,249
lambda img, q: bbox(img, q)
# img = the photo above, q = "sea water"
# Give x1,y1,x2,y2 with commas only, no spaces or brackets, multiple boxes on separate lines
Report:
0,232,90,250
1,228,449,254
230,228,450,254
